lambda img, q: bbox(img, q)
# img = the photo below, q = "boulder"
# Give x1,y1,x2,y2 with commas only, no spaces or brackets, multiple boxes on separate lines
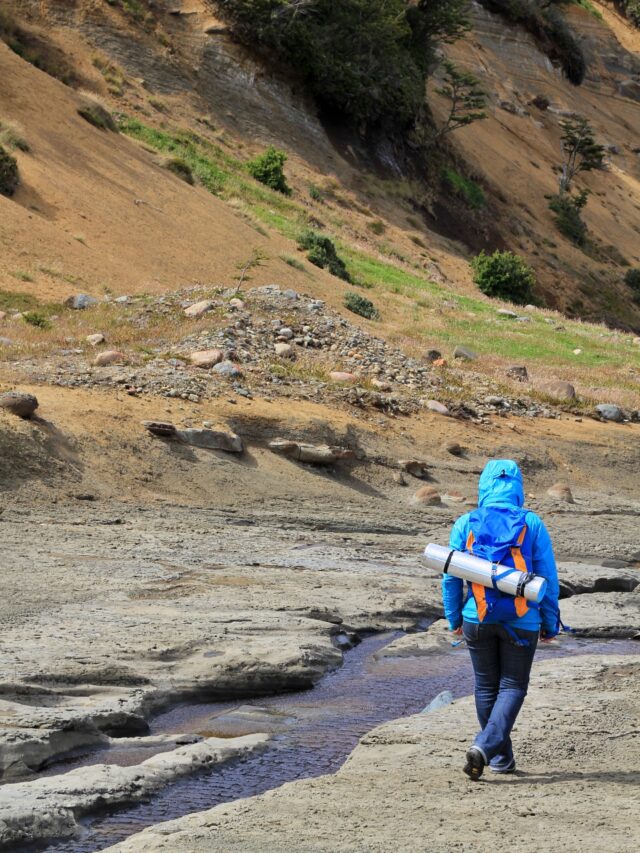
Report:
0,391,38,419
213,361,242,378
507,365,528,382
424,400,450,416
329,371,357,384
228,298,244,310
177,429,243,454
93,350,127,367
596,404,623,422
268,439,352,465
398,460,429,479
189,349,224,369
274,343,295,359
86,334,105,347
142,421,178,438
65,294,99,310
412,485,441,506
453,346,477,361
184,300,215,318
543,380,576,401
547,483,574,503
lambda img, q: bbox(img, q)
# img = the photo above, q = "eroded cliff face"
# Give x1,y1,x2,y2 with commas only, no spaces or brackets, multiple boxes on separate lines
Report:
2,0,640,326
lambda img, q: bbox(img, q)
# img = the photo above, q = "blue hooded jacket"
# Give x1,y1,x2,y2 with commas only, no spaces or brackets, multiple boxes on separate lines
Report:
442,459,560,636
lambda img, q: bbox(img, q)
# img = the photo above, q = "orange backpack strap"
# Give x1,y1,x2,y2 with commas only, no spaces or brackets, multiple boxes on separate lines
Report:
511,525,529,617
465,531,488,620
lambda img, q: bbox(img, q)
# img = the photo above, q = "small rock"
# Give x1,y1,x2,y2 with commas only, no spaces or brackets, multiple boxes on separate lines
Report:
86,334,105,347
268,439,351,465
0,391,38,419
596,403,623,422
424,400,450,416
547,483,574,503
0,311,7,321
189,349,224,368
143,421,177,437
274,343,295,359
507,365,529,382
213,361,243,378
93,350,127,367
399,460,429,479
412,485,441,506
65,294,99,310
329,371,357,384
443,490,466,503
283,289,299,300
444,441,464,457
277,327,294,340
573,348,582,356
497,309,518,318
486,395,504,406
372,379,392,391
115,295,130,304
423,349,442,363
184,300,215,318
0,337,13,346
432,358,448,368
453,346,477,361
543,380,576,401
422,690,454,713
228,298,244,310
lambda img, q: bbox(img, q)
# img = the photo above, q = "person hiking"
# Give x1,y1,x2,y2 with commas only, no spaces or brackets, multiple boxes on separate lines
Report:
442,459,560,780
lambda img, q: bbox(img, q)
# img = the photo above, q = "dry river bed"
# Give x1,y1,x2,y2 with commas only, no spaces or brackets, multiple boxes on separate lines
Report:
0,497,638,851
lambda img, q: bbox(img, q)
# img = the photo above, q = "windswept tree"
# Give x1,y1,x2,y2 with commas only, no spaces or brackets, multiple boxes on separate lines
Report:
557,115,605,195
432,60,487,139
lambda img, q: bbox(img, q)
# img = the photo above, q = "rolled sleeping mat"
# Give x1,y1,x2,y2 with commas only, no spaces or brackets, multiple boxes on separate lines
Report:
424,543,547,604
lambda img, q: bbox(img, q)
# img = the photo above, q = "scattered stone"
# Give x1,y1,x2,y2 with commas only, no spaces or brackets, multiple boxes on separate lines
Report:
573,348,582,355
0,391,38,419
412,485,441,506
443,441,464,457
86,334,105,347
547,483,574,503
184,300,215,318
497,309,518,318
189,349,224,369
283,289,299,300
485,395,504,406
142,421,178,438
424,400,450,416
371,379,392,391
178,428,243,454
213,361,242,378
329,371,357,384
277,327,294,340
0,311,7,321
543,380,576,401
274,343,295,359
65,294,99,310
432,358,448,368
0,337,13,346
393,472,407,486
596,403,623,422
507,365,528,382
398,460,429,479
93,350,127,367
268,438,353,465
228,298,244,310
453,346,477,361
423,349,442,363
115,295,130,304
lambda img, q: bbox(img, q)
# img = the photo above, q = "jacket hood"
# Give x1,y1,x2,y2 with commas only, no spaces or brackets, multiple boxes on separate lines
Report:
478,459,524,508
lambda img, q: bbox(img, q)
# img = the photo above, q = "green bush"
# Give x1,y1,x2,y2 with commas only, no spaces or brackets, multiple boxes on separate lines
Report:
22,310,51,329
77,102,118,132
309,184,323,202
298,231,351,281
623,0,640,27
470,250,535,304
548,192,588,245
247,146,291,195
216,0,469,128
0,120,29,152
344,291,379,320
624,268,640,300
0,144,19,197
442,167,486,210
165,157,194,184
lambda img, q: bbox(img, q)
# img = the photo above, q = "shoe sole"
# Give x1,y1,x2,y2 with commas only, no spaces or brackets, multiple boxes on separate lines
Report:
463,748,485,781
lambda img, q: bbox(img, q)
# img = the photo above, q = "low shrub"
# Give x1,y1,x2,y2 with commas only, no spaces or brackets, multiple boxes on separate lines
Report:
367,220,386,235
309,184,323,202
165,157,194,184
22,310,51,329
470,250,535,304
344,291,379,320
0,120,29,152
297,231,351,281
77,97,118,132
548,192,588,245
624,267,640,302
442,167,486,210
0,144,19,197
247,146,291,195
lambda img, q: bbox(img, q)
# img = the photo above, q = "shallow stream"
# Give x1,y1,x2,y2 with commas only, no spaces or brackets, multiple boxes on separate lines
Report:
40,633,636,852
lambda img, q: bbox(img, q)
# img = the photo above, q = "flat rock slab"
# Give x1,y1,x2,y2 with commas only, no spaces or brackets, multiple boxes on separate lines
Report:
374,621,462,659
178,428,243,454
557,561,639,596
103,655,640,853
268,439,352,465
558,591,640,637
0,734,268,848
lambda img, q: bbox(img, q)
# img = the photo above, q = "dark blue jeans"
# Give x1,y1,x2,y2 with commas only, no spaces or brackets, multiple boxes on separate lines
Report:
463,621,538,769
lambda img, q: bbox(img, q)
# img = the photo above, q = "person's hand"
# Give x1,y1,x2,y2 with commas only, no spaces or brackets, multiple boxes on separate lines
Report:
540,630,558,643
452,626,463,636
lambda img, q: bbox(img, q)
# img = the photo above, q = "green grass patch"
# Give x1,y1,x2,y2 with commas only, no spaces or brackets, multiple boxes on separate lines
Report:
442,167,486,210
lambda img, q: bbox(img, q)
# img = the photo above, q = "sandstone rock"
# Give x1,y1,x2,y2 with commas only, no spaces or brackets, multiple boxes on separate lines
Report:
547,483,574,503
184,300,215,318
398,460,429,479
423,349,442,363
543,381,576,400
228,298,244,310
86,334,105,347
274,343,295,358
557,561,640,597
142,421,178,438
453,346,477,361
93,350,127,367
596,403,623,422
213,361,242,378
424,400,449,416
268,439,352,465
558,592,640,638
412,485,441,506
178,429,243,454
507,365,528,382
329,371,357,384
189,349,224,369
65,294,99,310
0,391,38,419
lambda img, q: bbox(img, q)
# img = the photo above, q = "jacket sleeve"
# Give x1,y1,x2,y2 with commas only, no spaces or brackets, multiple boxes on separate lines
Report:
528,513,561,637
441,515,468,630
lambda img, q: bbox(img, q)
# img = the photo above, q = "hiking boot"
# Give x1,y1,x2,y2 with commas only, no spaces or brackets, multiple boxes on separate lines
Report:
489,757,516,774
463,746,486,781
